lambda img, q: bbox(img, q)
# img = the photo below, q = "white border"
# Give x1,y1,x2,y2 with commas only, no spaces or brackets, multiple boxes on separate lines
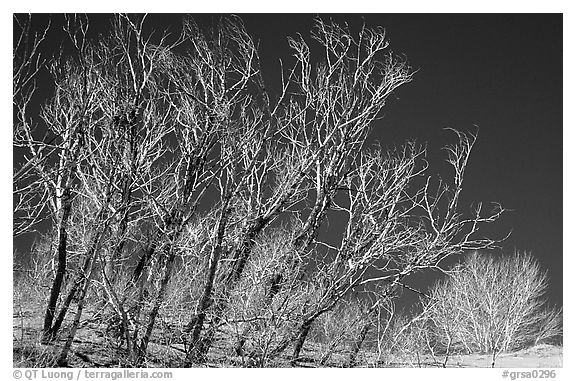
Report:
3,2,573,380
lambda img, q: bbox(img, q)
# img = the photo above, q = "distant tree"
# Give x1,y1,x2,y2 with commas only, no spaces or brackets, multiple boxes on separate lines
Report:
424,251,562,367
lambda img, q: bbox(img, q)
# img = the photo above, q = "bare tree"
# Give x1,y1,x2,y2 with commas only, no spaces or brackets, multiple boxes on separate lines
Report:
424,251,563,367
347,292,392,367
185,16,417,365
13,14,51,237
15,15,110,343
312,294,385,367
178,17,501,366
14,14,506,367
263,128,502,363
213,227,313,367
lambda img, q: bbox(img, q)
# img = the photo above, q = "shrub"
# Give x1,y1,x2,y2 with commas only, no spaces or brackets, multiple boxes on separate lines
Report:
424,251,562,361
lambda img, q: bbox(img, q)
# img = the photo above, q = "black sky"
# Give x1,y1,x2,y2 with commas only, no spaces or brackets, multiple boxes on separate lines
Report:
14,14,563,306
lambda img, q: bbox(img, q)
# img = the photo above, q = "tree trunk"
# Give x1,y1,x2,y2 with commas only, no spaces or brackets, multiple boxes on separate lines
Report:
188,218,268,361
319,339,340,366
56,285,87,366
125,229,162,352
183,179,324,364
348,321,371,367
132,239,158,285
224,218,266,287
49,279,79,340
105,177,132,286
46,225,104,341
442,333,452,368
54,205,102,364
131,209,182,363
57,260,95,366
187,311,221,364
184,243,224,365
191,186,305,360
101,259,133,361
348,305,378,367
270,305,334,362
134,249,177,365
184,203,230,366
291,318,315,363
42,193,72,343
105,211,128,284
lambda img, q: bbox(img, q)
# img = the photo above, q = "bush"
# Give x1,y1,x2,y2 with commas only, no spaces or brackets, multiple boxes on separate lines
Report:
424,251,562,359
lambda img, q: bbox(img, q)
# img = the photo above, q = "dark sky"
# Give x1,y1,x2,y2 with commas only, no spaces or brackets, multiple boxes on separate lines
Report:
14,14,563,307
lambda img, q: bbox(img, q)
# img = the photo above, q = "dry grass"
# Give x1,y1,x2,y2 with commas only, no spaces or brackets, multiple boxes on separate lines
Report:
12,294,563,368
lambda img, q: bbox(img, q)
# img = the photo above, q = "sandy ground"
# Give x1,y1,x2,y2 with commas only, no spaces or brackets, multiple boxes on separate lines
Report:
439,344,562,368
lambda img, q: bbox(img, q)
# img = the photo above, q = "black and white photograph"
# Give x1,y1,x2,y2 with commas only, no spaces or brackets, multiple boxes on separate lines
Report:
11,9,565,373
